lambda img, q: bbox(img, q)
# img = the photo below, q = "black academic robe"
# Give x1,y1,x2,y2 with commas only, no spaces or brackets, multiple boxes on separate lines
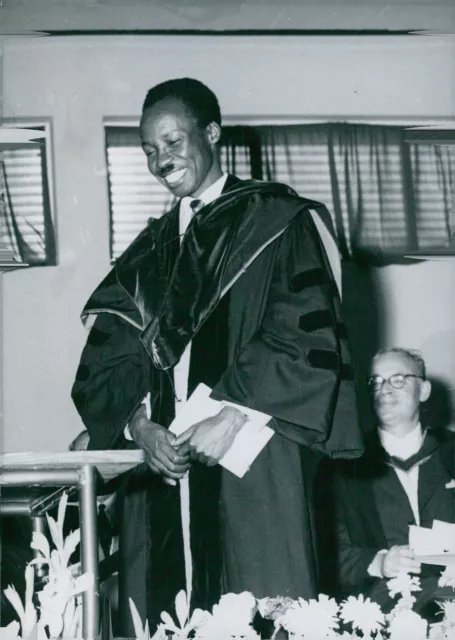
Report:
72,177,363,635
318,428,455,610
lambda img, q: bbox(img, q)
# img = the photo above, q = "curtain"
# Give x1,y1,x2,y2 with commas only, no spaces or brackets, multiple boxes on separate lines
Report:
223,123,455,261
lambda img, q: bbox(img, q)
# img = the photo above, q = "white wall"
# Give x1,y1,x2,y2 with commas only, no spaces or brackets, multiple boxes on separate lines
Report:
2,35,455,452
377,260,455,393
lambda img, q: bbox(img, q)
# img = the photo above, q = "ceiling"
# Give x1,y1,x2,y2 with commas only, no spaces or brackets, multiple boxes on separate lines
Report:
0,0,454,34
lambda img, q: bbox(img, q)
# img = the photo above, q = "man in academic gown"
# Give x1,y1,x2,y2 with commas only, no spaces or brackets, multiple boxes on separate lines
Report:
319,348,455,617
71,77,363,636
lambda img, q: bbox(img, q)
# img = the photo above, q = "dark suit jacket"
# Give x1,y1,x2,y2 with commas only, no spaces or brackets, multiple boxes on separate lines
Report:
317,428,455,597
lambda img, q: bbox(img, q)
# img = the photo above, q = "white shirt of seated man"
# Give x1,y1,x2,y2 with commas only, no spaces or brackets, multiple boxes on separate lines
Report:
366,349,432,579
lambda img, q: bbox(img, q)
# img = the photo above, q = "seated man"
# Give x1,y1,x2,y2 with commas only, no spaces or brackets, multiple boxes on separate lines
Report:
320,348,455,615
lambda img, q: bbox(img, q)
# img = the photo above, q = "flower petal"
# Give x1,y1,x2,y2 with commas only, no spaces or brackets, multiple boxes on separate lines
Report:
23,565,37,635
160,611,178,632
31,531,51,561
72,571,94,597
46,513,62,551
57,491,69,534
175,590,188,628
63,529,81,566
4,585,26,628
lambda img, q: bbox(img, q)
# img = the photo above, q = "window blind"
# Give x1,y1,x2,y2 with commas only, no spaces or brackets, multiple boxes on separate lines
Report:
106,123,455,261
1,127,55,265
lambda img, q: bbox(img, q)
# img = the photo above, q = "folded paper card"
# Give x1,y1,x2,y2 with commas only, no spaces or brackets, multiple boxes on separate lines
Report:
169,383,274,478
409,520,455,565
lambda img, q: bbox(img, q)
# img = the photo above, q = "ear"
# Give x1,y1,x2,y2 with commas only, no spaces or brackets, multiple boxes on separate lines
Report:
205,121,221,146
420,379,432,403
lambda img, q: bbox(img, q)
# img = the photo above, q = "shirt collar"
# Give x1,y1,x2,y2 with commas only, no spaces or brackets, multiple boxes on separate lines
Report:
379,422,424,460
181,173,228,210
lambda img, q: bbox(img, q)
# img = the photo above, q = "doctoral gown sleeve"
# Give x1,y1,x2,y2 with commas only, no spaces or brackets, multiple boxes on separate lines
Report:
212,210,363,459
71,312,151,450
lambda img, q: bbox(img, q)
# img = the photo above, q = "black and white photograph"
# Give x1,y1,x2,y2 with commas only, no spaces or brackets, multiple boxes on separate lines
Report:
0,1,454,638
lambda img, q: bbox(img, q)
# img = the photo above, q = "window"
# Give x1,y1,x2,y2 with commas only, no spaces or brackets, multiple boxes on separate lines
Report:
105,123,455,262
105,126,255,259
0,122,56,266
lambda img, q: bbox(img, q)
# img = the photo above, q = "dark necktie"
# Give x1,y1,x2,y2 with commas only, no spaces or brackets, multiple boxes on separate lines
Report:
382,432,439,472
190,199,204,215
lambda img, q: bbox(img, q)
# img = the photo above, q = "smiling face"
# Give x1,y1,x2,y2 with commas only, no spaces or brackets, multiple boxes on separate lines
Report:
371,351,431,433
140,97,223,198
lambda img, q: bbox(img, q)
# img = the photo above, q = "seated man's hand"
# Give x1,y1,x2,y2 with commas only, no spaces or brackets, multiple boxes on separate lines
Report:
173,405,248,466
129,405,190,483
381,545,421,578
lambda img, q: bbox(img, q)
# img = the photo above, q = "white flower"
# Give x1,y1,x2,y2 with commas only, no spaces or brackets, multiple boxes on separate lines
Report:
277,595,339,638
257,596,297,621
0,621,22,640
439,566,455,590
388,609,428,640
4,564,37,637
386,573,421,600
437,599,455,626
204,591,257,636
154,590,209,640
339,594,385,636
38,568,93,637
195,619,260,640
388,593,417,620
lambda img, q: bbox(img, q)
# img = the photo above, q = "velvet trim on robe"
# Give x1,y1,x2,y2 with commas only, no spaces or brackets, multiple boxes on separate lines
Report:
79,178,363,458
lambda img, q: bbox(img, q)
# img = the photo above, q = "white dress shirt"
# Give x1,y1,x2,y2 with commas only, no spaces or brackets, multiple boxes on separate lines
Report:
171,173,229,414
124,173,228,438
367,423,424,577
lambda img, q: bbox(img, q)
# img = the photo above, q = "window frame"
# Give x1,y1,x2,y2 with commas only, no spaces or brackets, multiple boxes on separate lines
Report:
1,117,57,266
104,115,455,262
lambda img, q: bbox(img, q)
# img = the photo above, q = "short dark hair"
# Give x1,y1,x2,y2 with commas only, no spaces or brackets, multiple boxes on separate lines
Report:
142,77,222,128
373,347,426,379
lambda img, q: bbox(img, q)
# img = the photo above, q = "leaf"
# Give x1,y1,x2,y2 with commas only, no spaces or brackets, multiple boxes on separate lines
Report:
57,492,69,539
175,590,189,628
129,597,149,640
4,585,26,628
31,531,51,561
45,514,61,552
23,565,37,635
72,571,94,597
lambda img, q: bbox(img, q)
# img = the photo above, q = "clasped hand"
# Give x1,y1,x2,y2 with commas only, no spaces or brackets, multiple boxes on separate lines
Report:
381,545,421,578
129,405,190,483
129,404,248,483
173,405,248,466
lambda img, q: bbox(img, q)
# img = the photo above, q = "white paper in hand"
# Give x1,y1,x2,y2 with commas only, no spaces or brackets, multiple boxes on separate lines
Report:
409,521,455,566
169,383,274,478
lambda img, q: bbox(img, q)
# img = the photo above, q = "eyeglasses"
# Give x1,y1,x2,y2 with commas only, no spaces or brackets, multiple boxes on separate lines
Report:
368,373,424,393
